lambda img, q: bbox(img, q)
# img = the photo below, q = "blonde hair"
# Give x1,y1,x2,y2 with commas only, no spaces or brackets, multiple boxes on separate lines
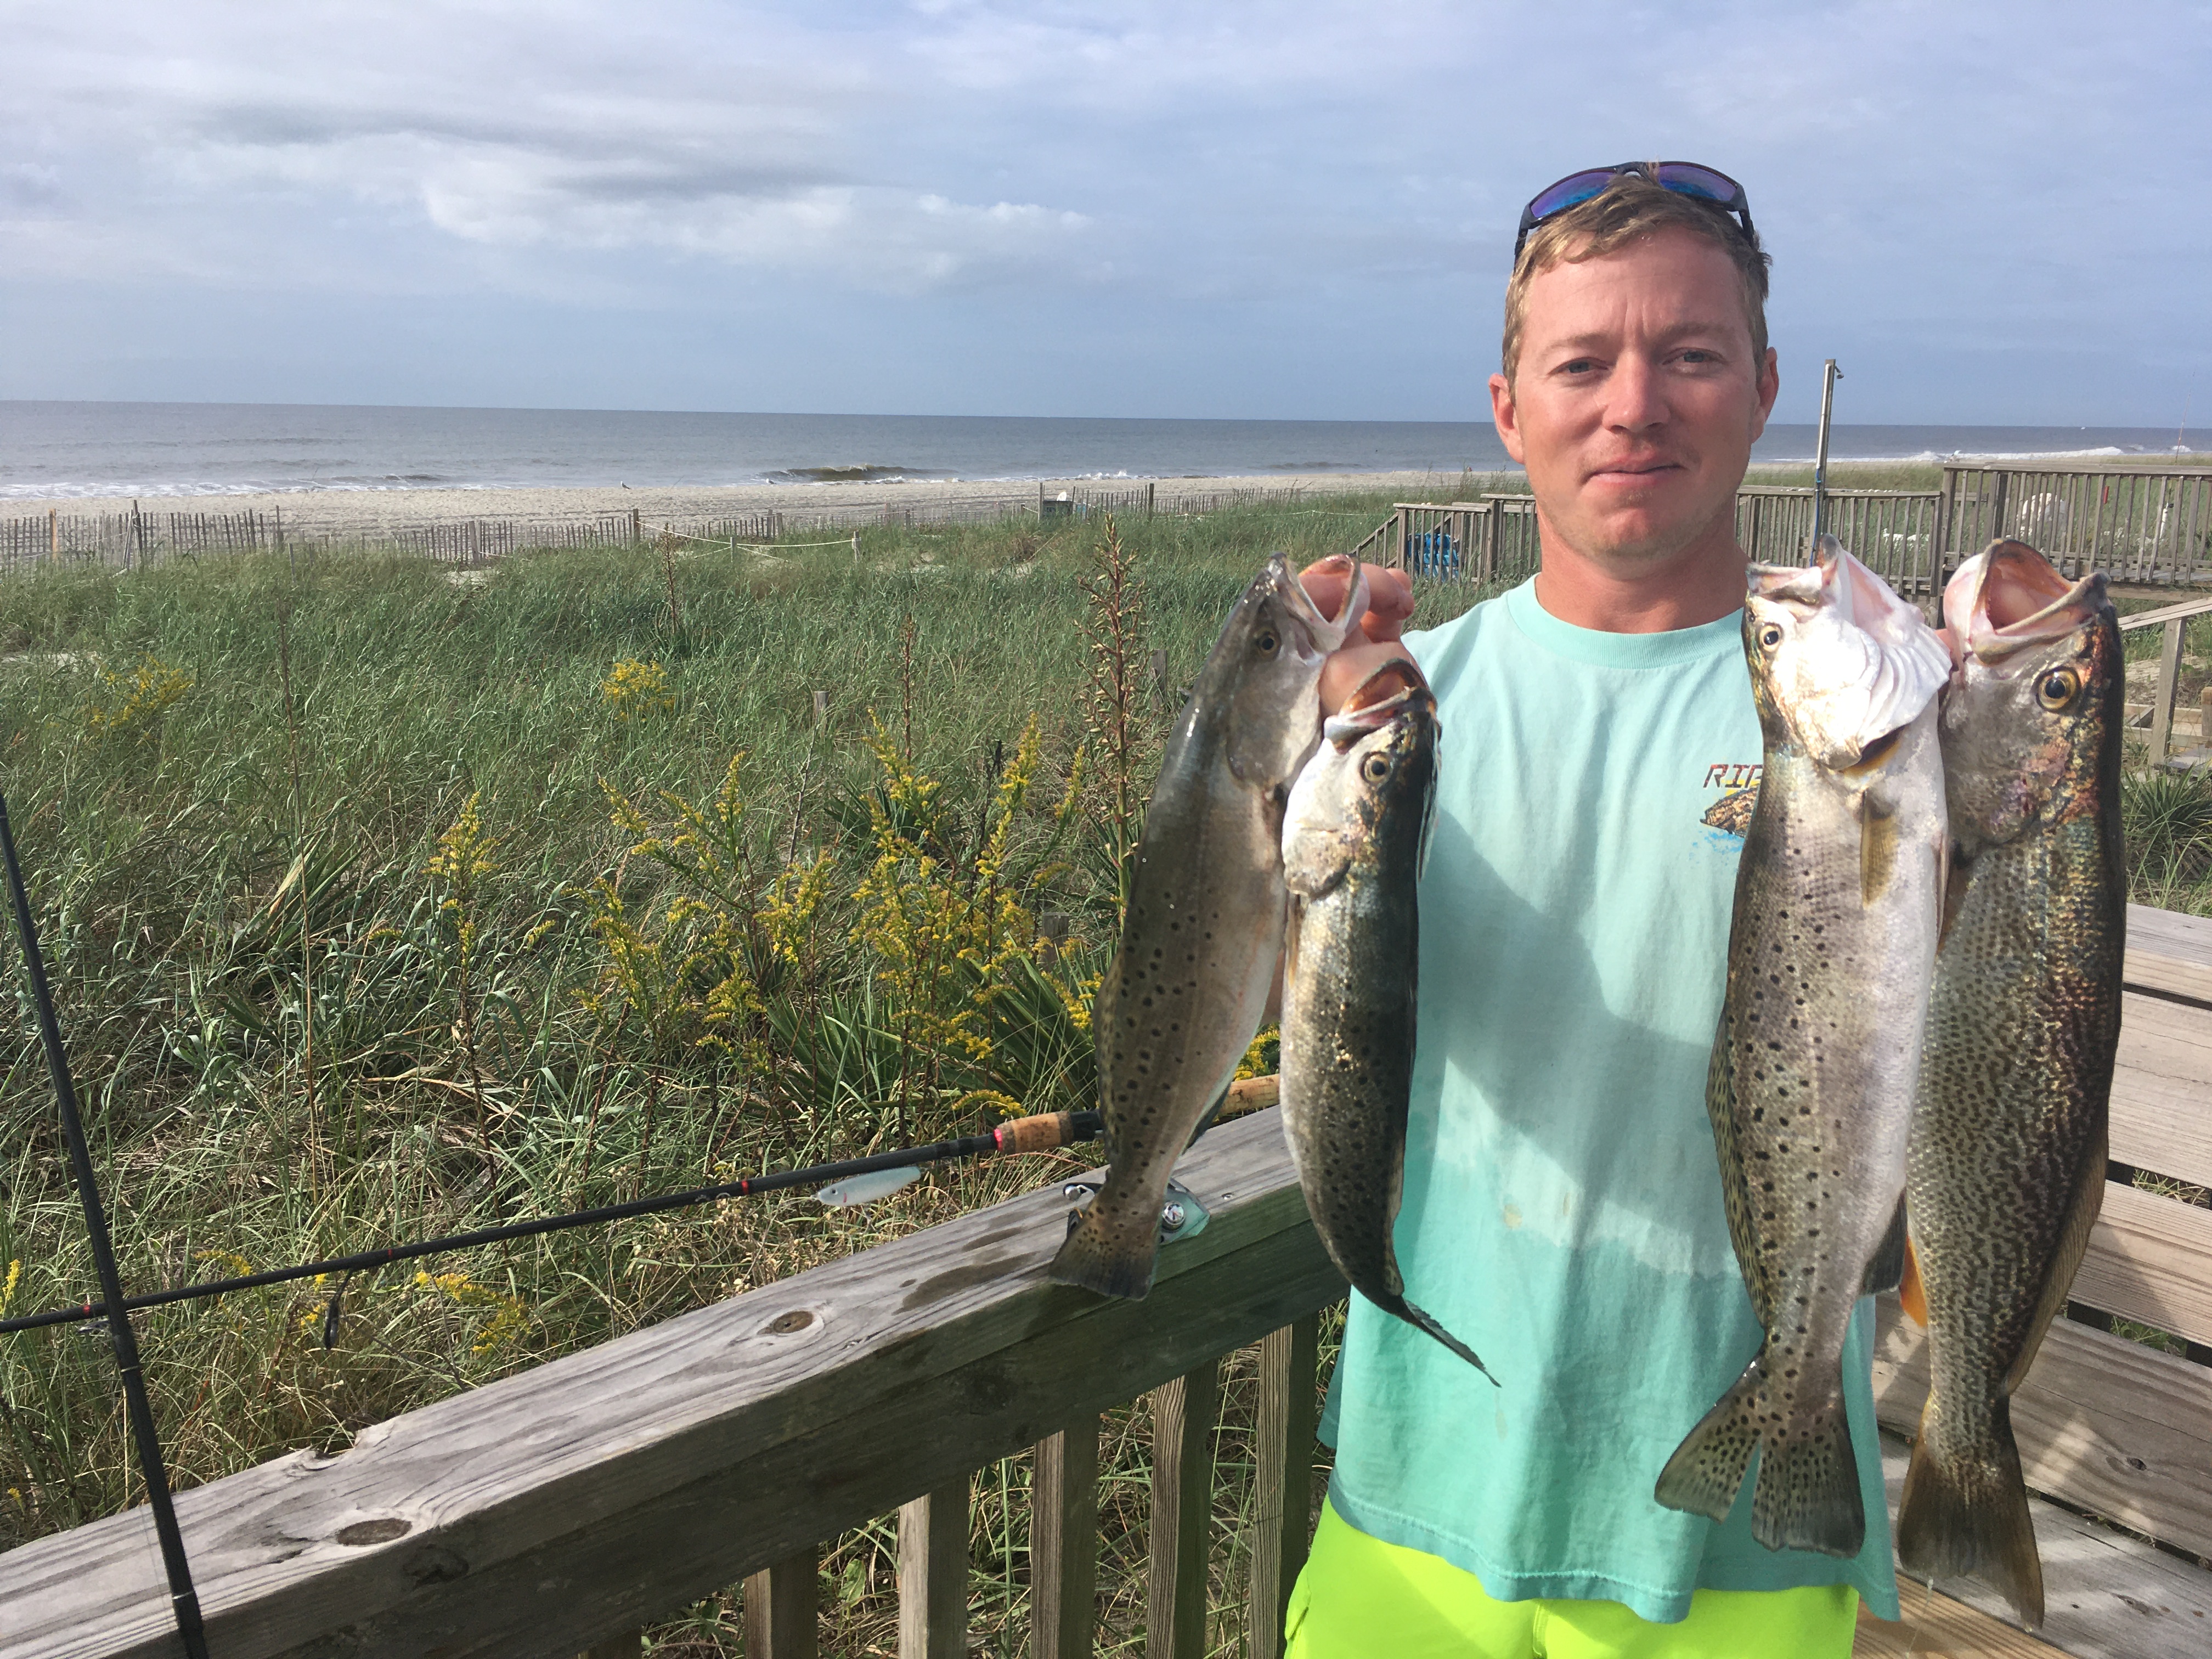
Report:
1500,176,1770,385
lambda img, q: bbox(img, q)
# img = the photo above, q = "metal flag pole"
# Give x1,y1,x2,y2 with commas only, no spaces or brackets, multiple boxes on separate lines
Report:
0,788,211,1659
1812,358,1843,549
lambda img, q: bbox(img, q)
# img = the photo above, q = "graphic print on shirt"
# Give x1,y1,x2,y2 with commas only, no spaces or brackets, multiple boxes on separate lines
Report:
1699,760,1762,840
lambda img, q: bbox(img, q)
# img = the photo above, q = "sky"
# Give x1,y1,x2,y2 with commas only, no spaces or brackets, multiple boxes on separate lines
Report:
3,0,2208,427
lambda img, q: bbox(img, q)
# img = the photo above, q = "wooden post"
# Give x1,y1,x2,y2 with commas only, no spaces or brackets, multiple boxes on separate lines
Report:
1037,912,1070,968
1483,497,1503,584
1146,481,1156,521
2149,616,2185,768
1248,1315,1320,1659
744,1544,820,1659
1031,1418,1099,1659
1148,1356,1222,1659
630,506,641,544
812,689,830,726
48,506,57,560
898,1476,969,1659
1150,648,1169,712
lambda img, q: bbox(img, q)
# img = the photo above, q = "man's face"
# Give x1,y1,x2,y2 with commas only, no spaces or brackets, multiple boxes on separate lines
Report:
1490,228,1779,573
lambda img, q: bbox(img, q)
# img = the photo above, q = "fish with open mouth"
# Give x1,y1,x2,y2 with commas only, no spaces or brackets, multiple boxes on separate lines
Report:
1893,540,2125,1628
1656,536,1953,1557
1051,555,1368,1299
1278,661,1492,1378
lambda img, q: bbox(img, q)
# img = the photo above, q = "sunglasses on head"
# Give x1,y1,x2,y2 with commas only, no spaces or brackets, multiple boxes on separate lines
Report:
1514,161,1754,262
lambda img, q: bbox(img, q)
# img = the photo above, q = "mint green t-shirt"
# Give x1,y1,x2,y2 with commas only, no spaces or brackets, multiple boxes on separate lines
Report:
1317,578,1899,1625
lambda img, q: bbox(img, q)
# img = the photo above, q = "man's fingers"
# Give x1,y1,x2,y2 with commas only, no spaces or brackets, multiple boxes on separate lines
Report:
1298,557,1417,645
1319,642,1426,715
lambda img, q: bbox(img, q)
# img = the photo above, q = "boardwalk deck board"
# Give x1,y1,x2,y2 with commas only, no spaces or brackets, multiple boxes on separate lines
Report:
1854,1433,2212,1658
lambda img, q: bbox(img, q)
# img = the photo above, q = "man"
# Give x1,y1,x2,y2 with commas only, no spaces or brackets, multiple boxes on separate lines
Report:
1284,166,1899,1657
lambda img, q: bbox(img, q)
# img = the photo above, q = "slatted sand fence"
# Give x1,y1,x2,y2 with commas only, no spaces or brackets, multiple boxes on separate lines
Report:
1940,464,2212,587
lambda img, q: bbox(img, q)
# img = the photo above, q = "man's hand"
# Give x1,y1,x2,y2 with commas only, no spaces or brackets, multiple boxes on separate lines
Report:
1298,555,1424,714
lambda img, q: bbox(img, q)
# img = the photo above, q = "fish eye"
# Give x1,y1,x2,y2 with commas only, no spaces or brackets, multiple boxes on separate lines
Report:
1255,630,1279,656
1757,623,1785,652
1361,752,1392,783
2035,667,2080,711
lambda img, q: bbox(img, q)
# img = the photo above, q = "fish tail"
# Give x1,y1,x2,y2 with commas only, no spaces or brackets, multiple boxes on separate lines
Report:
1386,1293,1497,1385
1749,1397,1865,1558
1656,1356,1866,1555
1047,1204,1160,1300
1655,1357,1765,1525
1895,1395,2044,1628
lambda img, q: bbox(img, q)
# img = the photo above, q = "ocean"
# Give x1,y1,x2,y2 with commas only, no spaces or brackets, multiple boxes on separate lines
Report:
0,401,2197,501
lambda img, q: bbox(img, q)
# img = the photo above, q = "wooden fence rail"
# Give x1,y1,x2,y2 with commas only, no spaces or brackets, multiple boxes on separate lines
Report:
0,1110,1342,1659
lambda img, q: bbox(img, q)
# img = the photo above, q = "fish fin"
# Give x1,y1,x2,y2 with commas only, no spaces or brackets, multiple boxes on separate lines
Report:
1858,788,1900,906
1937,843,1971,952
1863,1194,1909,1295
1655,1356,1764,1525
1184,1083,1231,1150
1895,1397,2045,1628
1387,1294,1497,1385
1899,1234,1929,1328
1751,1401,1865,1557
2007,1114,2108,1392
1702,1009,1773,1324
1047,1205,1161,1300
1657,1357,1866,1556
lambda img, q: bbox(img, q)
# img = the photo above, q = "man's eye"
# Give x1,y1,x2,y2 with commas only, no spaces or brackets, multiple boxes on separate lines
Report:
1677,349,1719,365
1558,358,1599,375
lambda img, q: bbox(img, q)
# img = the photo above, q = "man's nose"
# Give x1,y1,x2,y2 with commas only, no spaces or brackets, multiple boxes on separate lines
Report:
1601,354,1667,432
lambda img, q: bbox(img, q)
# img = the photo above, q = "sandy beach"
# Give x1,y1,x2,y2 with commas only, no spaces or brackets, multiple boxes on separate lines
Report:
12,470,1505,534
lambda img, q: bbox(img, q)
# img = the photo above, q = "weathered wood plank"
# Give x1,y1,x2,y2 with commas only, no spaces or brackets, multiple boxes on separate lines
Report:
1148,1357,1223,1659
1855,1593,2066,1657
1248,1314,1321,1659
1030,1418,1098,1659
2109,993,2212,1190
899,1479,968,1659
2125,904,2212,1009
1,1109,1340,1659
1862,1431,2212,1659
1872,1296,2212,1560
2072,1178,2212,1348
743,1547,819,1659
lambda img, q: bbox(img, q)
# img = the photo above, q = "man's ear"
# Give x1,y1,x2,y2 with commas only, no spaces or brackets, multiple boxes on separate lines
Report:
1748,347,1780,441
1490,371,1527,464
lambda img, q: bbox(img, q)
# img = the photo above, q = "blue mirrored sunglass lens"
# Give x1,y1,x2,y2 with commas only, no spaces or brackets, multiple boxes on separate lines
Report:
1653,163,1738,204
1528,171,1617,221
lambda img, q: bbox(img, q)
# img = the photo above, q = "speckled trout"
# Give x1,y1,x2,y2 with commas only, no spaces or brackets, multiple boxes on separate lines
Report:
1279,664,1492,1380
1656,537,1953,1557
1895,541,2125,1628
1050,555,1368,1299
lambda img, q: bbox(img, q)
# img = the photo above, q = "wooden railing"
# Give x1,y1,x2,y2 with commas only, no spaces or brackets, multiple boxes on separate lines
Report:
4,912,2209,1659
0,1109,1342,1659
1940,462,2212,586
2119,592,2212,768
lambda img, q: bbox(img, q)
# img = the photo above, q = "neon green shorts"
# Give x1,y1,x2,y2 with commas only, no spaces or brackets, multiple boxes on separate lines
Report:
1285,1500,1859,1659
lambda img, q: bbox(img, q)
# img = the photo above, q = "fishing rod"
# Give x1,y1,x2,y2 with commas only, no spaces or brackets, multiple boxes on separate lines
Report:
1,788,211,1659
1,1110,1106,1338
